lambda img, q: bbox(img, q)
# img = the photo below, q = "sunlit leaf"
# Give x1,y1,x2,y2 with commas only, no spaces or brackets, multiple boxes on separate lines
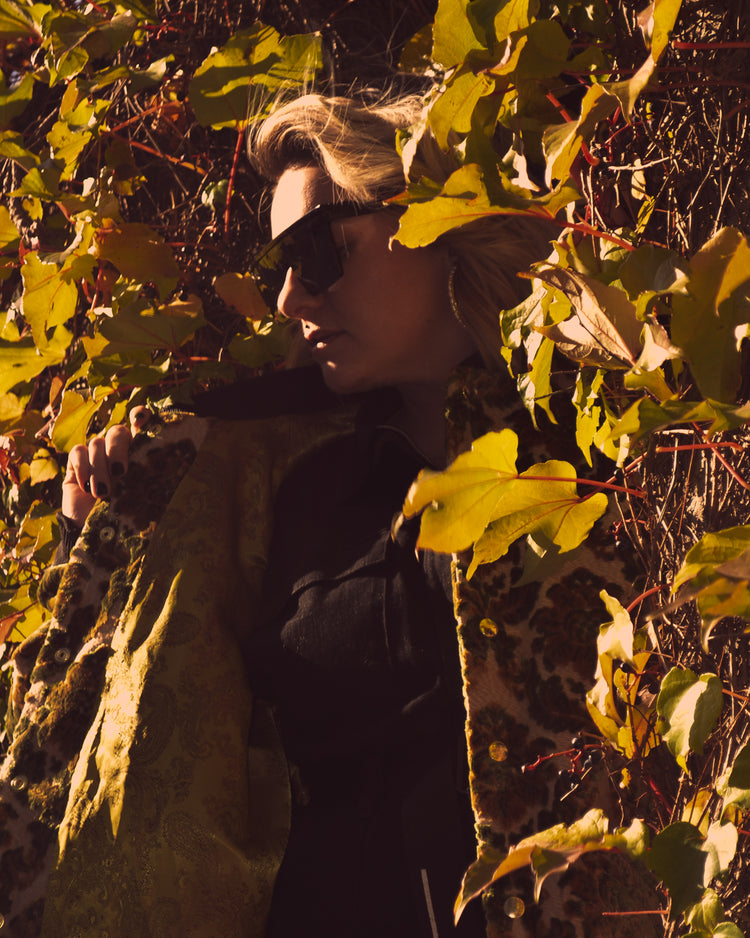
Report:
717,744,750,821
214,272,267,321
189,24,322,129
455,809,647,919
29,447,59,484
51,388,110,452
395,163,574,248
646,823,710,916
0,325,72,396
656,668,723,771
432,0,486,68
403,429,607,576
0,71,34,128
586,591,658,757
670,228,750,404
651,0,683,61
685,888,725,933
532,264,643,367
21,252,79,348
428,68,495,148
94,221,180,298
0,0,37,39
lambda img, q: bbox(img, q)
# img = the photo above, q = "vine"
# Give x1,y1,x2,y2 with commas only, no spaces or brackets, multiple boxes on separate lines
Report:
1,0,749,935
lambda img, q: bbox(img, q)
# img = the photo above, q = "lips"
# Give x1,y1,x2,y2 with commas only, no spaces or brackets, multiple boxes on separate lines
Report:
305,328,344,350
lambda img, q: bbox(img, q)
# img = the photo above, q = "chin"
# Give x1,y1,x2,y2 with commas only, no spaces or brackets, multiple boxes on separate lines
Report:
319,363,376,396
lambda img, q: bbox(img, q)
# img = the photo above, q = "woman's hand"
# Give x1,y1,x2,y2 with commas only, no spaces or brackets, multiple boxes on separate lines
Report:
62,407,150,526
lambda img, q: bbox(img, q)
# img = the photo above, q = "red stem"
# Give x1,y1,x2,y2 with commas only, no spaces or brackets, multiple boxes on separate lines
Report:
626,585,667,613
224,123,246,243
518,474,645,498
673,41,750,50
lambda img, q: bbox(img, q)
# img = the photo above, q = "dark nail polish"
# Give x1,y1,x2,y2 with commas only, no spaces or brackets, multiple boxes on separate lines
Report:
84,479,91,494
111,462,124,477
96,481,108,497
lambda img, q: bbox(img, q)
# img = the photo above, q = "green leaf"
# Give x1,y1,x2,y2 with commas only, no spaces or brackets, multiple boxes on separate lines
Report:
586,591,658,757
717,744,750,820
395,163,574,248
427,68,495,148
0,204,19,249
189,24,322,130
607,397,732,447
0,71,34,128
488,0,536,43
432,0,487,68
20,252,79,348
455,809,648,919
651,0,684,61
686,889,725,933
0,129,40,169
214,272,267,320
0,0,37,39
0,325,72,396
670,228,750,404
29,447,59,485
672,526,750,648
51,388,109,452
646,823,708,916
656,668,723,771
94,221,180,298
403,429,607,576
97,295,205,357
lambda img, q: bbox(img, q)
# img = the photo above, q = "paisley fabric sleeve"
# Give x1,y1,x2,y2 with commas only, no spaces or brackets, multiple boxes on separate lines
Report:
10,404,356,938
445,366,662,938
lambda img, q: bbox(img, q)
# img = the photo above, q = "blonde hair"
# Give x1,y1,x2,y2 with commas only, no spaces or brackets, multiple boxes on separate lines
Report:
249,93,554,368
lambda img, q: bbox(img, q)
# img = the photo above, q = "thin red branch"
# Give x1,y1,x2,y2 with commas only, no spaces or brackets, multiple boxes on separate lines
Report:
224,122,246,243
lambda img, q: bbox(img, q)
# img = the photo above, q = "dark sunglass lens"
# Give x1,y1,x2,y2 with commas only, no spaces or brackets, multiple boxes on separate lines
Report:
250,202,369,309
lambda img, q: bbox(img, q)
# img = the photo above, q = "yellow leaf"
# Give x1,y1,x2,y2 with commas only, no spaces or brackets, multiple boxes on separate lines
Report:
403,429,607,575
214,272,267,321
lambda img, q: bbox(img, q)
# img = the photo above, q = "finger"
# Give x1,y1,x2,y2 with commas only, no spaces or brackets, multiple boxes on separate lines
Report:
65,444,93,494
87,435,109,498
103,423,133,479
129,406,152,435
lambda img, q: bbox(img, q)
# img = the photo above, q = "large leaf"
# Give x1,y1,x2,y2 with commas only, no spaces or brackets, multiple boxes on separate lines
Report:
656,668,723,771
51,388,110,452
20,252,79,348
403,429,607,576
432,0,487,68
647,820,736,918
189,24,322,130
0,0,37,39
672,526,750,648
395,163,575,248
214,272,268,321
0,71,34,128
0,325,72,396
670,228,750,404
94,221,180,298
97,295,205,357
455,809,648,919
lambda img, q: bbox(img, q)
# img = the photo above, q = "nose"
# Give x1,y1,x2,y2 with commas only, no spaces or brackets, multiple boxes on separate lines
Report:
276,267,324,321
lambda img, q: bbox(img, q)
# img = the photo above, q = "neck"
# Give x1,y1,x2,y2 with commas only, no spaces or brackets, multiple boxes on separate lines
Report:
389,382,450,468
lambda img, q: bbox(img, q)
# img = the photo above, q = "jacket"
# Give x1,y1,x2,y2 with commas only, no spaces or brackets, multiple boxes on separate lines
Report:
0,364,659,937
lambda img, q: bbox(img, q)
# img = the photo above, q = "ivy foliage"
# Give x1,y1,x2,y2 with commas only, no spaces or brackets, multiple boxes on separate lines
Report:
1,0,750,934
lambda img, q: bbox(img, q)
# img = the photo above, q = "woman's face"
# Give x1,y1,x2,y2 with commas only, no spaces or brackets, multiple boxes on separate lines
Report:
270,166,476,396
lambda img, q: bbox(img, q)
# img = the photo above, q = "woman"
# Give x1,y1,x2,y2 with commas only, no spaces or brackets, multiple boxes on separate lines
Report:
0,92,654,937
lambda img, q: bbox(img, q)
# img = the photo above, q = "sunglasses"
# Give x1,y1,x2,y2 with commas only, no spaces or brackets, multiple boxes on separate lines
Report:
249,201,379,311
